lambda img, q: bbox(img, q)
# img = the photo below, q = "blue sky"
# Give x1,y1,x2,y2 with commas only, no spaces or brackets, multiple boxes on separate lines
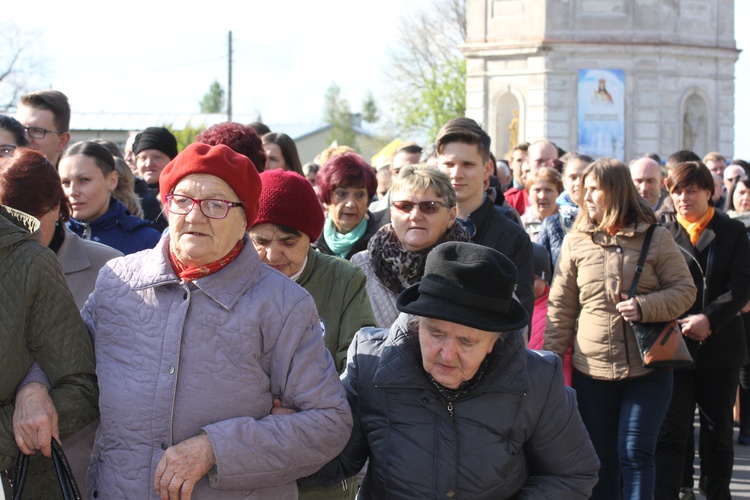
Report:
7,0,750,159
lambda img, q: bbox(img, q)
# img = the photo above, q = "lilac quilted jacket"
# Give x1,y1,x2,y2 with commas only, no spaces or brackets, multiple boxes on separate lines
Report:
83,236,352,499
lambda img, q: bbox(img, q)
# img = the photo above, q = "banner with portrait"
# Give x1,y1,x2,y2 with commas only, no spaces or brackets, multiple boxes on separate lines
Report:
577,69,625,160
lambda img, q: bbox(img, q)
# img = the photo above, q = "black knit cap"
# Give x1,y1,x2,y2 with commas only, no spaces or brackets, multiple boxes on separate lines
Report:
133,127,178,159
397,241,529,332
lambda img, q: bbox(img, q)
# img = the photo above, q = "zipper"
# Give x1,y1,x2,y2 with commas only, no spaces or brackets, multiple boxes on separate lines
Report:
447,401,454,420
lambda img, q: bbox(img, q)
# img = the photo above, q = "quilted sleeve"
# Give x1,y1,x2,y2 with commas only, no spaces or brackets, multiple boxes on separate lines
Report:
517,353,599,498
0,248,98,470
202,293,353,490
544,235,580,359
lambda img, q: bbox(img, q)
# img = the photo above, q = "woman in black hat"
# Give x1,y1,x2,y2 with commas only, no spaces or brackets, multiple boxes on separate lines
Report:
294,241,600,499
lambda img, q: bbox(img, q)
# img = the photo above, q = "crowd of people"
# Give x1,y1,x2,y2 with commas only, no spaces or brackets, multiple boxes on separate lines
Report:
1,88,750,500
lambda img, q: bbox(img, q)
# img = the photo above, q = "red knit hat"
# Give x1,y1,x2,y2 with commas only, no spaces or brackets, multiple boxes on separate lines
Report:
253,169,325,241
159,142,261,228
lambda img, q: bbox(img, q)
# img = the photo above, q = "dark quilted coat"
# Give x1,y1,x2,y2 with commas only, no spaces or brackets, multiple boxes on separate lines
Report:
301,314,600,499
0,206,98,499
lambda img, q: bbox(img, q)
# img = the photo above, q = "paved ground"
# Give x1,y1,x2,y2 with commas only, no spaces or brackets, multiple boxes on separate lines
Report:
689,426,750,498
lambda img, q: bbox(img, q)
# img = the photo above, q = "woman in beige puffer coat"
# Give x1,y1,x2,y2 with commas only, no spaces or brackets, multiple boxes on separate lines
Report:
544,158,696,500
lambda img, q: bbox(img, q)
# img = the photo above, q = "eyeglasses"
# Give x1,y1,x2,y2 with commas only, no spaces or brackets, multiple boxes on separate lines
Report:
0,144,16,157
391,200,450,215
24,126,64,139
165,194,244,219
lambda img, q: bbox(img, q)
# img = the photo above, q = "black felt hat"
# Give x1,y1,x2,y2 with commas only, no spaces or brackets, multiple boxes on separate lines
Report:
397,241,529,332
133,126,178,159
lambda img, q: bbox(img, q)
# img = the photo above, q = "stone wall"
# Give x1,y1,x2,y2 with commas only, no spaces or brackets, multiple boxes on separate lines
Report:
463,0,739,160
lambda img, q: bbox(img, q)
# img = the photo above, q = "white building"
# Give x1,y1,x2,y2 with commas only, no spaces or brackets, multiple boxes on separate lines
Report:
462,0,739,161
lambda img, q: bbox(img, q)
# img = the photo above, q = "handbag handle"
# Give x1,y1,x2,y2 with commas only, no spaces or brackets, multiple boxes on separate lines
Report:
628,224,657,300
11,438,82,500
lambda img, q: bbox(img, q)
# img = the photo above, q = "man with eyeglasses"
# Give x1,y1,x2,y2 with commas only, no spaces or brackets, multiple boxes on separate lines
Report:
15,89,71,166
435,117,535,319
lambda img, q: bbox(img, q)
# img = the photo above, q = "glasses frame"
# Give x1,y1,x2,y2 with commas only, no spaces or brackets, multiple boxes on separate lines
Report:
391,200,451,215
165,194,244,220
24,126,64,139
0,144,17,157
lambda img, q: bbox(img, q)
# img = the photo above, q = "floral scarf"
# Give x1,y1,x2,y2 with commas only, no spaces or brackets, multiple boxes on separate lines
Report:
368,222,471,295
169,239,244,281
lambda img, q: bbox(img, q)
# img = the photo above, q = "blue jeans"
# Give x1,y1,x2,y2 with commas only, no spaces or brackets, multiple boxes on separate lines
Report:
573,368,673,500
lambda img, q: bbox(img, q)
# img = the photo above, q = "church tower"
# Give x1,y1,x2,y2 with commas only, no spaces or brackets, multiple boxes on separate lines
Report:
462,0,739,160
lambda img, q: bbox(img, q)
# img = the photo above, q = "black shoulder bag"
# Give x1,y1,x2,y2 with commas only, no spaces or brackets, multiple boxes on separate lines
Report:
6,438,82,500
628,225,693,368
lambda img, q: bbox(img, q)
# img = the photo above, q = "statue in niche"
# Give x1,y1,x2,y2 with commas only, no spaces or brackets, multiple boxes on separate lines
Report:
506,109,519,156
682,112,694,151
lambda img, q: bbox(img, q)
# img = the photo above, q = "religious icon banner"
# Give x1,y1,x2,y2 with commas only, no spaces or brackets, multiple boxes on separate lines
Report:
577,69,625,160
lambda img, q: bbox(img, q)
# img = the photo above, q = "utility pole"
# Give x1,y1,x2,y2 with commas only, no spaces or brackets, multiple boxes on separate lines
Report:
227,30,233,121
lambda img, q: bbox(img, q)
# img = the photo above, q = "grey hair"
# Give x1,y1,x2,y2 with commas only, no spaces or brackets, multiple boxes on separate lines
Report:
391,164,456,208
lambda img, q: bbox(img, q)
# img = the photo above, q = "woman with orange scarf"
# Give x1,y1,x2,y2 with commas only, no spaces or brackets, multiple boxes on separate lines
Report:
655,161,750,499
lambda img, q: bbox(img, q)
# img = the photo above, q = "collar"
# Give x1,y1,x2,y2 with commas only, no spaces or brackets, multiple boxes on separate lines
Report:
296,246,318,286
130,235,263,311
56,226,91,273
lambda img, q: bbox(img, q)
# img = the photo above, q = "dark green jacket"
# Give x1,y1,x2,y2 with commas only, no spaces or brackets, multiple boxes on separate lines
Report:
297,247,376,373
297,247,375,500
0,206,98,499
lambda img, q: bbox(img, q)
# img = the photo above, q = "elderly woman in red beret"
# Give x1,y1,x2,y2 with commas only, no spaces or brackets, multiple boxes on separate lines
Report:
84,142,352,499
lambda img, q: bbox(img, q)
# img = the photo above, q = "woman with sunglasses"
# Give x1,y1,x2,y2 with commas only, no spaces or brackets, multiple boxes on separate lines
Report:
352,164,470,327
59,141,160,255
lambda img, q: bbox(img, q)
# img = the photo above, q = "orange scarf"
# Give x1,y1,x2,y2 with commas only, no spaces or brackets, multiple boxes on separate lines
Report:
677,206,715,246
169,239,244,281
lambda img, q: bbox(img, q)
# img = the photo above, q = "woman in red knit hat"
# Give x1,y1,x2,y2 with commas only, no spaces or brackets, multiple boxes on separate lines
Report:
249,168,376,500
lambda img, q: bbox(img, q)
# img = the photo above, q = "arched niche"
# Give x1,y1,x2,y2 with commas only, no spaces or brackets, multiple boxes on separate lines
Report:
492,90,524,161
679,89,710,158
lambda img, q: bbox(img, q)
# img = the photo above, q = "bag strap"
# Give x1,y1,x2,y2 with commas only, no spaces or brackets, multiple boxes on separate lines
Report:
628,224,657,300
11,439,81,500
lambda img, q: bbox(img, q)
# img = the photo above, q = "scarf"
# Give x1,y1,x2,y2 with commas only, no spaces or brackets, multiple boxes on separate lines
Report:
169,239,244,281
426,356,490,403
368,222,471,295
727,210,750,229
323,215,368,259
677,206,715,246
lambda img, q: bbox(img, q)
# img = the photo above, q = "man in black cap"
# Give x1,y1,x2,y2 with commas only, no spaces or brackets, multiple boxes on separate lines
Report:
298,241,599,499
132,126,178,232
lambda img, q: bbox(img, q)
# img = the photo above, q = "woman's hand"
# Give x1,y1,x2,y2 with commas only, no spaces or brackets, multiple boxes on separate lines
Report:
154,433,216,500
742,300,750,314
616,294,641,322
678,314,712,342
270,397,297,416
13,382,59,458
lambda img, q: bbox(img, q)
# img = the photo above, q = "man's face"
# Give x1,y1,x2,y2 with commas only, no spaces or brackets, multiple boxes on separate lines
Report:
723,165,745,193
15,104,70,165
510,149,527,183
706,159,727,177
391,151,421,177
437,142,491,207
523,142,558,179
136,149,172,185
630,158,664,207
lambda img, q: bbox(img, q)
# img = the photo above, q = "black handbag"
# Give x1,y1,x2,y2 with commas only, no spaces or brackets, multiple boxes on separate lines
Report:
7,438,82,500
628,225,693,368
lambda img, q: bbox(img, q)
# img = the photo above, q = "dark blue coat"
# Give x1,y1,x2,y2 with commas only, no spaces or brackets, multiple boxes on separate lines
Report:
68,198,160,255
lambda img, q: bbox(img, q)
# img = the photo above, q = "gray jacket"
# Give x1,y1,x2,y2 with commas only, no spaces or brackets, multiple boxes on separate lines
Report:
84,236,352,499
301,314,600,499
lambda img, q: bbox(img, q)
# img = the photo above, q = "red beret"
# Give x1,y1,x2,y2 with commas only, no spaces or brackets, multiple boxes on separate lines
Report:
253,169,325,241
159,142,261,228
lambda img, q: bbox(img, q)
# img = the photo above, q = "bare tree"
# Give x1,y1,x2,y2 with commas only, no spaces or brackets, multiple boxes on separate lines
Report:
0,21,47,111
384,0,467,139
